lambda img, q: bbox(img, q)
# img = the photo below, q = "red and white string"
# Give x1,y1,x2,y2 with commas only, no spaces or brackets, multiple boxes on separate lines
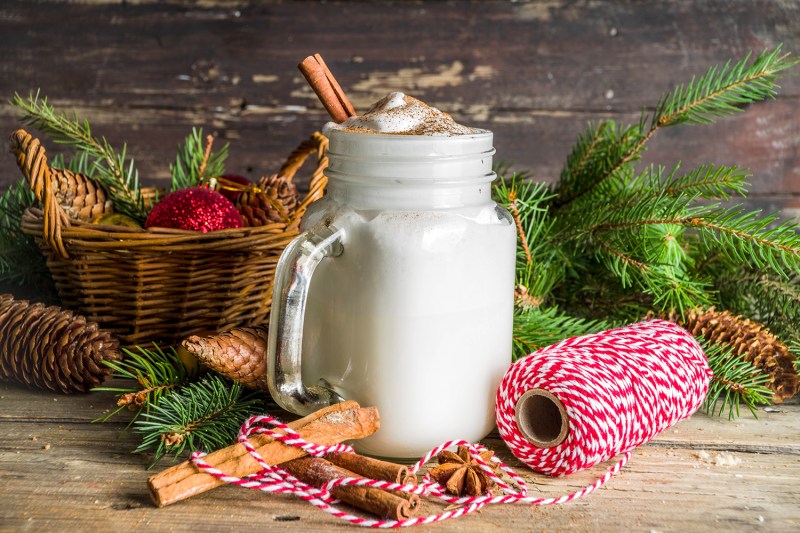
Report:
191,319,711,527
496,319,712,475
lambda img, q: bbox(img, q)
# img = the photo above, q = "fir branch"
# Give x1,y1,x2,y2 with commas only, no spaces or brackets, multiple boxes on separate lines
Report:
93,344,196,423
512,305,615,360
11,91,147,221
688,207,800,276
508,189,533,266
170,128,229,191
652,46,799,128
703,341,772,419
661,164,750,200
554,47,796,211
552,120,646,208
0,180,55,294
132,374,264,466
591,232,711,314
559,120,608,188
494,174,567,302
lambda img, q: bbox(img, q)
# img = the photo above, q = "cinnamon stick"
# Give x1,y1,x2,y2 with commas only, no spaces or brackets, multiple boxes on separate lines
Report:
298,54,355,123
326,451,417,485
282,457,414,520
313,53,357,118
325,451,420,506
147,401,380,507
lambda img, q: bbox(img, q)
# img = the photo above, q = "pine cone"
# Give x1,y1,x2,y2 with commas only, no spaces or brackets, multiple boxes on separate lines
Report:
655,307,798,402
235,174,299,227
51,167,114,221
11,128,113,222
0,294,121,393
181,326,268,390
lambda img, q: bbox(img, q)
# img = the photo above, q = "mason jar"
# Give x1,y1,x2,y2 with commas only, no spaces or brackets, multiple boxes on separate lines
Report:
267,128,516,459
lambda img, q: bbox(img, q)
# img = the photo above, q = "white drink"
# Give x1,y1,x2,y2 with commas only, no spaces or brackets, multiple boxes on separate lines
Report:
302,206,515,457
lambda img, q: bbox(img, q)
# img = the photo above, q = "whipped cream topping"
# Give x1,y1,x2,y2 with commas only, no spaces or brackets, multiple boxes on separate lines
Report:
324,92,484,136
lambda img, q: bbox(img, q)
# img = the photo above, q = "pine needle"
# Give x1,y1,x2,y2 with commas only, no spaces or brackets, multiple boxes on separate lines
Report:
93,344,196,423
170,128,229,191
0,180,56,294
653,46,799,128
132,374,265,466
702,341,772,419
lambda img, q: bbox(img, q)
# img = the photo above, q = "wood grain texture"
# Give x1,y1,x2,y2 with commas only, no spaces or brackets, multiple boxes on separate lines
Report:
0,0,798,215
1,379,799,532
1,3,799,531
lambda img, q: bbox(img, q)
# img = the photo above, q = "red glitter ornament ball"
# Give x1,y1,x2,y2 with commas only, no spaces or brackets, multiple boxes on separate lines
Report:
145,187,243,232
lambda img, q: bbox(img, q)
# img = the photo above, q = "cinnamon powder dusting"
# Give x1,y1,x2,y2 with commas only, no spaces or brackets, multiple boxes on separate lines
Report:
326,92,484,136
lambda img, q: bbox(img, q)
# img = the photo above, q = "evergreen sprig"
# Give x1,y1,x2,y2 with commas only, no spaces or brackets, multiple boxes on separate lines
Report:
132,374,264,466
493,174,567,301
497,46,799,417
511,306,615,359
93,344,196,423
703,341,772,419
11,91,148,222
689,207,800,276
170,128,229,191
553,46,799,210
0,180,56,295
651,46,799,128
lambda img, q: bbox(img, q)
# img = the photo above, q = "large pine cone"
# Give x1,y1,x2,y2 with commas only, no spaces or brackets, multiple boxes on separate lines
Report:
658,307,798,402
236,174,299,227
181,326,268,390
0,294,121,393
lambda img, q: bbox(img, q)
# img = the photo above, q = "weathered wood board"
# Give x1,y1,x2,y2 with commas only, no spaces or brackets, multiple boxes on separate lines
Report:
1,2,799,532
1,380,798,532
0,1,798,216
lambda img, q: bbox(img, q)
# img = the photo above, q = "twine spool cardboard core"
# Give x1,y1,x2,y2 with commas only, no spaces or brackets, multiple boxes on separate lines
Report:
514,388,569,448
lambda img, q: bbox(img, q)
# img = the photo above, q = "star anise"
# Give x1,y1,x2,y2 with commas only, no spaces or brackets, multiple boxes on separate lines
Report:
427,445,498,497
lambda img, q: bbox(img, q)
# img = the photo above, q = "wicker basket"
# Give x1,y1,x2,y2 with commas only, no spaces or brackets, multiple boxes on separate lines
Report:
12,130,328,347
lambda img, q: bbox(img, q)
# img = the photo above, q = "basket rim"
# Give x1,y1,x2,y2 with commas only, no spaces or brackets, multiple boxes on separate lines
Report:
20,206,307,251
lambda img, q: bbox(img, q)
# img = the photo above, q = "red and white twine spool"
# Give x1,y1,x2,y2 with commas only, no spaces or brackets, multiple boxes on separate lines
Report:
496,319,712,476
192,319,712,527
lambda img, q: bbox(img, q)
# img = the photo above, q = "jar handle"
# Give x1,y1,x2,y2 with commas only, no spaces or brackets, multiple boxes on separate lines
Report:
267,224,345,415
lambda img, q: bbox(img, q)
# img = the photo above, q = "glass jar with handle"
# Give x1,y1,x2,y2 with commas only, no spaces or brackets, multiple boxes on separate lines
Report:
267,128,516,459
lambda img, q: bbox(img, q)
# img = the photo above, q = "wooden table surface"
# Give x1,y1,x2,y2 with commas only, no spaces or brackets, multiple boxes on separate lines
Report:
1,2,799,532
1,380,798,533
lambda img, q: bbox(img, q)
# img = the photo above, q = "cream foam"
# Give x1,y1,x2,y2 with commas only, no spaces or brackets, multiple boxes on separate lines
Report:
324,92,484,136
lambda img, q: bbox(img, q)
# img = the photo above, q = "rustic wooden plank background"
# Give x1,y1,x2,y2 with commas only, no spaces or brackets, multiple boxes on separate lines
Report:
0,0,798,217
1,2,800,532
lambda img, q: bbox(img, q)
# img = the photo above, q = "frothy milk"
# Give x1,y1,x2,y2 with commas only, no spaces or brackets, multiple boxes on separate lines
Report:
324,91,484,136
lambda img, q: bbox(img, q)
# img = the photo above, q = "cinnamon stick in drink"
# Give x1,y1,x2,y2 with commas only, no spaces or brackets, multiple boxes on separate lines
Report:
147,401,379,507
312,53,356,118
282,457,414,520
298,54,355,123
